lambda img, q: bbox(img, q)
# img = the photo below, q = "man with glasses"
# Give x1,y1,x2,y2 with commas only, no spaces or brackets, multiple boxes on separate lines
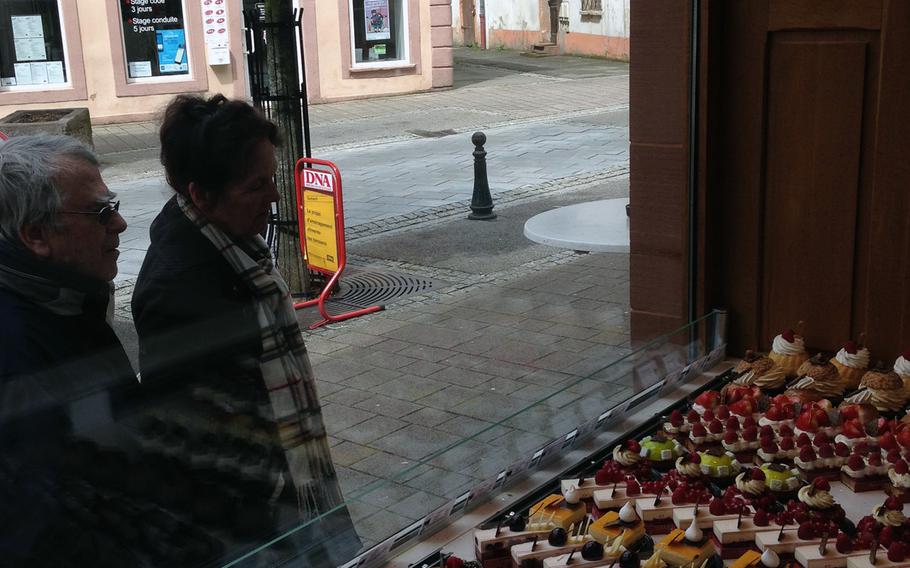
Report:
0,135,136,564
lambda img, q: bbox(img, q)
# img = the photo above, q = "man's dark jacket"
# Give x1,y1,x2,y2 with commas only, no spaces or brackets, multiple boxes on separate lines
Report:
0,239,136,565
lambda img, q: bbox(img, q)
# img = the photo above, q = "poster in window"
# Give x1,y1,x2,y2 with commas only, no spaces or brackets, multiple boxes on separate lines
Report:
364,0,391,41
157,29,188,73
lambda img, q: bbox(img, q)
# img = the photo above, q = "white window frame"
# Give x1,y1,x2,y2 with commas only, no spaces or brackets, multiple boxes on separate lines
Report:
0,0,72,92
117,0,195,84
348,0,411,69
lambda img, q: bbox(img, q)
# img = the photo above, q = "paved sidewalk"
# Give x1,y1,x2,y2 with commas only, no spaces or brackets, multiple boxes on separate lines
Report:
302,177,633,549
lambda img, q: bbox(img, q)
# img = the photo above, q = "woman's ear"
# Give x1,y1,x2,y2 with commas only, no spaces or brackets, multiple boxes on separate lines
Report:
187,182,213,214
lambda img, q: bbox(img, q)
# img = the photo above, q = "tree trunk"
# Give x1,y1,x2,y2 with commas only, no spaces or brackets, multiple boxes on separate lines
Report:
264,0,310,295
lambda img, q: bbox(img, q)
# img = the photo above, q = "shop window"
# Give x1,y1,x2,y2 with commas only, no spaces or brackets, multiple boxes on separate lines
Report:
350,0,408,65
0,0,69,90
118,0,192,80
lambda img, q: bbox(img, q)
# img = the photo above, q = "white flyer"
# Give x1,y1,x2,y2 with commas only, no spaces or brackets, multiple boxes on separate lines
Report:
13,63,33,86
29,62,49,84
45,61,65,84
0,78,16,87
14,37,46,62
11,15,44,38
128,61,153,78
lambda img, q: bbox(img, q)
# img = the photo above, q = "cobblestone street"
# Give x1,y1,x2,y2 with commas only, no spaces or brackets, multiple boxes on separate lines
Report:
104,48,631,551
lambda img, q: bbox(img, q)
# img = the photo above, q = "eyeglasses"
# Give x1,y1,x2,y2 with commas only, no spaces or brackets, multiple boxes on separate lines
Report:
59,201,121,225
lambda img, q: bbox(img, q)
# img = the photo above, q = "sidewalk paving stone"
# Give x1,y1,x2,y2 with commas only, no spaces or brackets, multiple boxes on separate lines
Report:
353,395,425,420
336,415,409,445
369,425,464,461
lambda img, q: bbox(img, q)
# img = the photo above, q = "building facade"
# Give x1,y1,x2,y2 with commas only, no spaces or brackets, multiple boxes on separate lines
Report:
0,0,452,124
451,0,628,60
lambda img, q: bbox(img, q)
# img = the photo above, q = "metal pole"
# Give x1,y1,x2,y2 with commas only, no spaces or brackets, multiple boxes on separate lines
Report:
468,131,497,220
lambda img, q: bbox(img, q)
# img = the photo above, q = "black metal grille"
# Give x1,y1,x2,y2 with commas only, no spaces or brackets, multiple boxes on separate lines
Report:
325,270,444,309
242,6,313,292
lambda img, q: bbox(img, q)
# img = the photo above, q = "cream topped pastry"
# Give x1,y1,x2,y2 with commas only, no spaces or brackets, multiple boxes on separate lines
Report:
676,453,703,478
769,329,809,378
734,469,766,496
889,459,910,489
845,365,907,412
773,332,805,356
733,351,787,390
873,498,907,527
797,478,836,509
830,340,871,390
613,440,642,466
784,353,844,400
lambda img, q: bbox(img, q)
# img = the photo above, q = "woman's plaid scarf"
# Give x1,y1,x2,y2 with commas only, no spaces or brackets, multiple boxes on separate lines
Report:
176,194,342,518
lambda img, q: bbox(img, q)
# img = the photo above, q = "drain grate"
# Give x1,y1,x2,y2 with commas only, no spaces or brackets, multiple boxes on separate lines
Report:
325,269,444,310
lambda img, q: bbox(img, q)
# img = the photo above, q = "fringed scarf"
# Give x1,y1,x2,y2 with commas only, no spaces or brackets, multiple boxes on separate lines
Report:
175,194,343,519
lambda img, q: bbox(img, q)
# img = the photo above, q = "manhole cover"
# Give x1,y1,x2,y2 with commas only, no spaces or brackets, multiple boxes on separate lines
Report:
325,269,444,310
408,129,458,138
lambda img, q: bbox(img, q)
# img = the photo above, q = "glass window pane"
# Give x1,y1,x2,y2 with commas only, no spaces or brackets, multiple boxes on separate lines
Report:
119,0,190,79
0,0,68,88
351,0,405,64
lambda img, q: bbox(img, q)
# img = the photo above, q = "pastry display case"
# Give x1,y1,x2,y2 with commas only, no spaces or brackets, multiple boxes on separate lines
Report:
11,308,910,568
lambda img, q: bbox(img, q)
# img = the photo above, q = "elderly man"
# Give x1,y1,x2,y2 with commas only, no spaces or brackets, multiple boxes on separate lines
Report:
0,135,134,564
0,134,132,395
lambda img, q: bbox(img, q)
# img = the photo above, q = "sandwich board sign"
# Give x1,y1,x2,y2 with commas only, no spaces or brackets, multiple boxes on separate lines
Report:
293,157,382,328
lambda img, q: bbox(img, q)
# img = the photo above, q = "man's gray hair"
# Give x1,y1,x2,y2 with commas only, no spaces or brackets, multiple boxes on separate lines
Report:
0,134,99,241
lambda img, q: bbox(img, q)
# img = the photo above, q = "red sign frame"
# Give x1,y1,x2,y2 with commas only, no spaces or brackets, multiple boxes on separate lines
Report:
292,157,383,329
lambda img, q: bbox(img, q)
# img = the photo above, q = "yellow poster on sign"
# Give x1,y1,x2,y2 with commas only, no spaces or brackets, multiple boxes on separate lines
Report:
303,189,339,273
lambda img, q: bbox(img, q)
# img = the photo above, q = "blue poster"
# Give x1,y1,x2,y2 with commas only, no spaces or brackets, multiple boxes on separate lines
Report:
157,28,187,74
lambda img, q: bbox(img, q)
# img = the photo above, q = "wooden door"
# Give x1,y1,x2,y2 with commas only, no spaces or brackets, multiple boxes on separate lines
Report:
703,0,910,359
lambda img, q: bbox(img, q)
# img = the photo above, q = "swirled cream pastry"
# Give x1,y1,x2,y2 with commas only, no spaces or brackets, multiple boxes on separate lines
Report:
873,498,907,527
734,469,766,496
844,365,907,413
676,453,703,478
797,478,836,509
613,440,642,467
829,340,870,391
768,329,809,377
731,350,787,390
783,353,843,402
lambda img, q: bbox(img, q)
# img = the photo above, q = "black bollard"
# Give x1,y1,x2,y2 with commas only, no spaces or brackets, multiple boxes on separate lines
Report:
468,131,497,220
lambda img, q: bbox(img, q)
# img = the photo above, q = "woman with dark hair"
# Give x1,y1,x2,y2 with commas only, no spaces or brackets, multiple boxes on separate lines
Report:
132,94,356,565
